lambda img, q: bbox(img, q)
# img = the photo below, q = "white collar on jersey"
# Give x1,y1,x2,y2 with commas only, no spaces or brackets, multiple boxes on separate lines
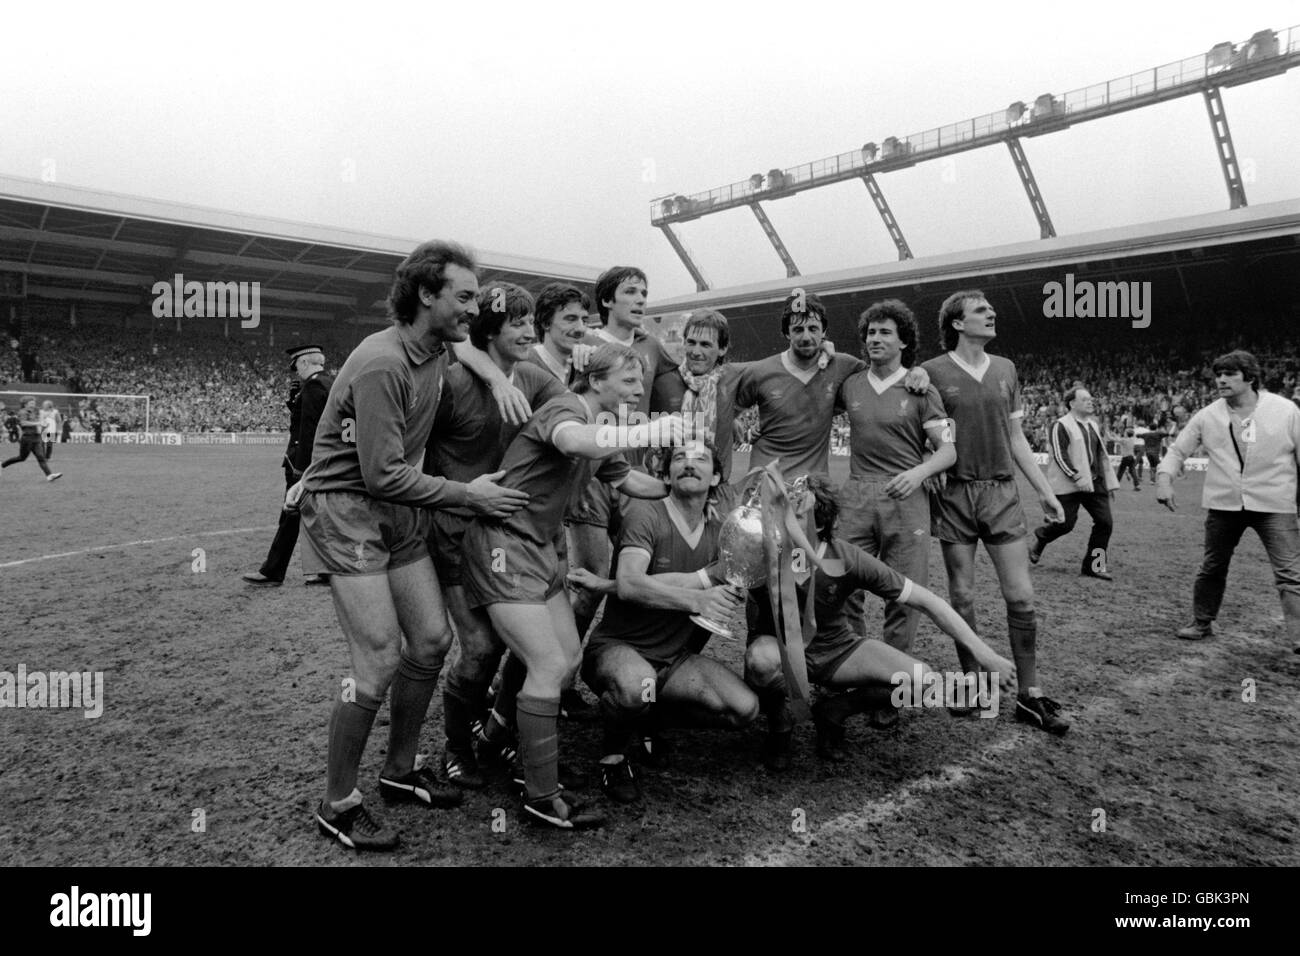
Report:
592,326,639,347
865,366,907,395
664,495,706,549
532,343,568,381
947,350,991,382
780,351,819,385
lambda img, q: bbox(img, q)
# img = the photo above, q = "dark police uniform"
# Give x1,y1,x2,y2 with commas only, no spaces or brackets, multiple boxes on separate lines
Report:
248,347,333,583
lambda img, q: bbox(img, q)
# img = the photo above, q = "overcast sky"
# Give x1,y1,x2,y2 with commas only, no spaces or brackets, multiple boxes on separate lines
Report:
3,1,1298,301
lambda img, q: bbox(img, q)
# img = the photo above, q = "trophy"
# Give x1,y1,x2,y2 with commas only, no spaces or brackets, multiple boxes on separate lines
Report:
690,474,808,639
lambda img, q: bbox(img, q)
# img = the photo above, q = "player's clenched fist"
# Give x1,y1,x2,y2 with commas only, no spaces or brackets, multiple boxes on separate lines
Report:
629,413,684,448
465,469,530,517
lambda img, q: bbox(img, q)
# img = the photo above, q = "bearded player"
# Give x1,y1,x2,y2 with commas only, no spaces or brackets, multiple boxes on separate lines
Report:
570,438,752,803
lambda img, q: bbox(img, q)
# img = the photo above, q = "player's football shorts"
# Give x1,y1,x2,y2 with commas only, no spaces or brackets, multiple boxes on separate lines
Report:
806,630,867,685
739,616,863,688
428,509,471,586
930,477,1027,545
564,475,621,533
299,491,430,576
581,641,694,698
461,521,565,608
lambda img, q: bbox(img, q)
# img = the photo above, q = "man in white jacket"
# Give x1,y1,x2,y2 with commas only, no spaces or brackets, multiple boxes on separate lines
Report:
1029,387,1119,580
1157,350,1300,650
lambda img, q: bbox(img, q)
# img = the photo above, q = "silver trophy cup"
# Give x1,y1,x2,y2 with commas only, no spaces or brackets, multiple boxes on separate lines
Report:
690,475,806,639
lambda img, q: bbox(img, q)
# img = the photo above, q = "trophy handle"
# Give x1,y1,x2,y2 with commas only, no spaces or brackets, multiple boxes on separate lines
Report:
689,584,747,640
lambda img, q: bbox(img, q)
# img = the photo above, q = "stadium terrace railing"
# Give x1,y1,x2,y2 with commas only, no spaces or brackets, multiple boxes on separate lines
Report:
650,23,1300,224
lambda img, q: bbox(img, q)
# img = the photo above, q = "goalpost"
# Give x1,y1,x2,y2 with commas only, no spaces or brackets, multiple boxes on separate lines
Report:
0,391,152,433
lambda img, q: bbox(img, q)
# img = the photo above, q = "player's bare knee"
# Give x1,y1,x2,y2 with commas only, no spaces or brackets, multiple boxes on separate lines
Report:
405,626,453,666
529,653,571,694
613,679,650,712
948,588,976,616
457,646,499,684
1005,595,1035,616
729,689,761,727
744,639,783,687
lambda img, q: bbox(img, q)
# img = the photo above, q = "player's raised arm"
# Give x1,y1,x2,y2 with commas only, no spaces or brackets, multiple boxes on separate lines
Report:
611,469,670,500
552,414,684,461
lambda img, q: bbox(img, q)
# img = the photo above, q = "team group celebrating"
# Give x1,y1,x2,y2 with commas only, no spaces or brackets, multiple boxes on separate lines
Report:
276,239,1300,851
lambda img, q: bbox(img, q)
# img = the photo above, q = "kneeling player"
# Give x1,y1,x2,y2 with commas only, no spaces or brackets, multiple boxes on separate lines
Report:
573,439,753,804
746,475,1015,766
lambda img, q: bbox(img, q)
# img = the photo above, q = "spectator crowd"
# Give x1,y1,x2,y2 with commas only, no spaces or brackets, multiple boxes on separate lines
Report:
1,327,335,432
5,322,1298,440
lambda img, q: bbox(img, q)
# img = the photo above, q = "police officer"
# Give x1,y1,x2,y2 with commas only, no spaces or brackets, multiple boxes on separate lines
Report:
243,345,333,586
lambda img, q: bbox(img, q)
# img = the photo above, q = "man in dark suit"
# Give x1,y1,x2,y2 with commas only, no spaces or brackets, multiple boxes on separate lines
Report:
243,345,333,586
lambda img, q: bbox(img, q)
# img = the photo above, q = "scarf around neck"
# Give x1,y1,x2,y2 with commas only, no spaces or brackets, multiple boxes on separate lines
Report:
679,363,722,438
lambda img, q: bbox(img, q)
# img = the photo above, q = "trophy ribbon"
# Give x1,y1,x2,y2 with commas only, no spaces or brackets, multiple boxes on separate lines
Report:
751,461,823,723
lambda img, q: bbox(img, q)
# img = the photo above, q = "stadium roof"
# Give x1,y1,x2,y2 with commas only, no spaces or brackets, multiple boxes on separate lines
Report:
646,199,1300,360
649,199,1300,314
0,173,600,326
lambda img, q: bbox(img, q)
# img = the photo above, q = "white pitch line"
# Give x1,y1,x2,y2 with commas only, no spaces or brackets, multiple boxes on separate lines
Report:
721,657,1198,867
0,525,277,570
739,735,1025,867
